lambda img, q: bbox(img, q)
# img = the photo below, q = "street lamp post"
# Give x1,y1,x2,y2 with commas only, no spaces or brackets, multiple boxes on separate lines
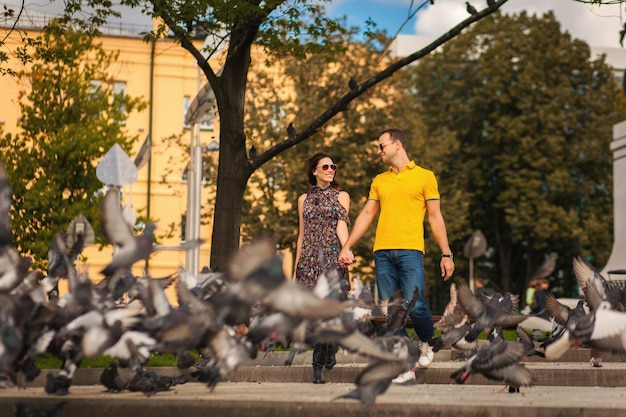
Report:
184,81,216,273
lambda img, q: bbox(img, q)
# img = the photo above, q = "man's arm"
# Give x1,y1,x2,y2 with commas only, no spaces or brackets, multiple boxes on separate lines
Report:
426,199,454,280
338,199,379,266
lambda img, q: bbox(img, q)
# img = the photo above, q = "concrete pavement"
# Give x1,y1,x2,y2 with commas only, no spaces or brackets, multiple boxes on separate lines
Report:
3,382,626,417
4,348,626,417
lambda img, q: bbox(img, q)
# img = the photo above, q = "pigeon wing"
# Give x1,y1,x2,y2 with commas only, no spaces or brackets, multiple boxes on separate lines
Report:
0,161,12,246
544,293,571,326
101,188,135,248
456,281,487,319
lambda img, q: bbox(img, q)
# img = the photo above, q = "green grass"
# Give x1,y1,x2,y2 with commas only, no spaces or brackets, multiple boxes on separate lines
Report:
34,329,523,369
35,353,180,369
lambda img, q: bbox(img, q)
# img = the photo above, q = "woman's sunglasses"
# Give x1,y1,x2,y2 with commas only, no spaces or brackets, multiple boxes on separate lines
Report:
318,164,337,171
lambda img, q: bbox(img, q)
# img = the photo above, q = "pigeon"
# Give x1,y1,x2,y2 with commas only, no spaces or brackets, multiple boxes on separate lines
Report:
100,188,203,276
574,257,610,299
126,368,186,396
44,373,72,396
547,303,626,360
0,245,25,294
544,293,587,330
450,339,533,392
346,275,375,336
287,122,296,139
102,330,157,372
430,321,476,354
100,363,129,392
348,77,358,91
436,282,468,331
466,1,478,15
0,160,12,247
456,282,528,342
516,326,545,359
248,145,258,159
100,188,156,276
335,336,417,405
380,287,419,335
573,257,622,310
45,232,71,297
487,0,496,7
213,239,347,326
620,23,626,48
531,252,557,281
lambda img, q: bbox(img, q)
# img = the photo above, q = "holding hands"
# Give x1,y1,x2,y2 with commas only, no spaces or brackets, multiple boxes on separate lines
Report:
338,247,354,268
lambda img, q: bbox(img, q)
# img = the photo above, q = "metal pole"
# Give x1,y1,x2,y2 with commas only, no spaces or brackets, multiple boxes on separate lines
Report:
469,257,475,293
185,129,202,274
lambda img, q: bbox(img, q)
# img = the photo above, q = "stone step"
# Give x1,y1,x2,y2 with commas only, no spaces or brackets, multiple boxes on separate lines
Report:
241,347,626,366
24,348,626,389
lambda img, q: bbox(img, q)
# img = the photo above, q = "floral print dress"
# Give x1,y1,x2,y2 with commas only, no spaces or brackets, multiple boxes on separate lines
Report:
295,185,351,296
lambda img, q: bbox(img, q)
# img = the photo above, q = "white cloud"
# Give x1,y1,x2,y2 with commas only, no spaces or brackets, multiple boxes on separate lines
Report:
414,0,625,48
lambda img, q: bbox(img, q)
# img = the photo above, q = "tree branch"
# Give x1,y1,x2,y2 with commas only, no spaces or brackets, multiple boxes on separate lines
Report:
250,0,510,171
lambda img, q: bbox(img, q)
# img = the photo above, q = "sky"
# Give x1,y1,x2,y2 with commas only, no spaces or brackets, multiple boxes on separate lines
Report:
322,0,625,48
4,0,626,48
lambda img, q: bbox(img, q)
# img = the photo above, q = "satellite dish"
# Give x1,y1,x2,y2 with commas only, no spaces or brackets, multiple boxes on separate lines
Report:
96,144,138,186
463,229,487,259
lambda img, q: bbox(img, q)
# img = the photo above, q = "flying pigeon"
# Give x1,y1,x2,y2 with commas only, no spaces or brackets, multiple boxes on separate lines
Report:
335,335,417,405
100,188,156,276
450,338,533,392
456,282,528,342
100,188,203,276
380,287,419,335
0,160,12,247
436,282,468,331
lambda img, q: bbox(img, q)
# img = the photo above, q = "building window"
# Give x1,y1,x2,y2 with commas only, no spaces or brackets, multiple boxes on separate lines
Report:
113,81,127,116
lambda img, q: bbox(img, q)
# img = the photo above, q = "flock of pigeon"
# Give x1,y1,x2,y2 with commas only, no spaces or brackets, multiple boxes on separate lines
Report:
1,157,626,405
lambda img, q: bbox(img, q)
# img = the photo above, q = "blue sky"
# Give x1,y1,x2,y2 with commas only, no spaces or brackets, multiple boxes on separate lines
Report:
321,0,625,48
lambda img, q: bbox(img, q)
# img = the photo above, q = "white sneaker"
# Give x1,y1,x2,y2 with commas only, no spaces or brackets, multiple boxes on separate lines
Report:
418,341,435,368
391,370,416,385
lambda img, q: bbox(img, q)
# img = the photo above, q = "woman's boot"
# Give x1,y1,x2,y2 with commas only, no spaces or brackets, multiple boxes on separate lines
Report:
312,344,326,384
325,344,338,370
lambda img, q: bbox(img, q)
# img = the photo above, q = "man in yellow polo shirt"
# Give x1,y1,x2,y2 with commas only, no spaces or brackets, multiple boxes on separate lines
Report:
339,128,454,385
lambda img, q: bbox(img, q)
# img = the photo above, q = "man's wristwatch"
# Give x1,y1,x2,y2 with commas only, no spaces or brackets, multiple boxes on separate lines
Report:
442,253,454,260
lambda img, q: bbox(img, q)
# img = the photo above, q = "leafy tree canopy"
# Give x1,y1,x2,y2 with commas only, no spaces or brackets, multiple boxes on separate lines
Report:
0,20,146,265
408,10,626,297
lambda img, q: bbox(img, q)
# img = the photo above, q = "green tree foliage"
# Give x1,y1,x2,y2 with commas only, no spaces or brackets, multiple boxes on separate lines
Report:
408,11,626,296
0,21,146,265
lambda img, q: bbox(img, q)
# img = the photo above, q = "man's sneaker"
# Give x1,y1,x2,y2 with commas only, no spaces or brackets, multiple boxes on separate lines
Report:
418,341,435,368
391,370,416,385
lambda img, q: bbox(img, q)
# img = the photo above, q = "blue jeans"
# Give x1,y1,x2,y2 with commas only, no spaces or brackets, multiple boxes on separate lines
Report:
374,249,433,341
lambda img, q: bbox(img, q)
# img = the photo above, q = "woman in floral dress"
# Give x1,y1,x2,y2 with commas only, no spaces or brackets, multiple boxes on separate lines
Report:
294,152,351,384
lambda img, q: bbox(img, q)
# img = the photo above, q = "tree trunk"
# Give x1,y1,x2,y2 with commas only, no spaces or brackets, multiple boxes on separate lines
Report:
208,28,254,271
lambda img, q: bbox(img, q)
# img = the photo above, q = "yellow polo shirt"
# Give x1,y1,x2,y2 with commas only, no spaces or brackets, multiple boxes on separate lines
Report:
368,161,440,252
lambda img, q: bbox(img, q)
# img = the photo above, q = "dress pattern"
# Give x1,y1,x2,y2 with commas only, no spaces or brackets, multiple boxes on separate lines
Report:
295,186,350,295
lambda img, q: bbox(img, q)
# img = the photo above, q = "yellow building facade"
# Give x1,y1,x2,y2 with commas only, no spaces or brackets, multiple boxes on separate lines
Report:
1,20,218,291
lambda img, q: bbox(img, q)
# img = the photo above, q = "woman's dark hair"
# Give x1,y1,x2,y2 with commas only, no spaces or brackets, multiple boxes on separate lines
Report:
307,152,341,190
